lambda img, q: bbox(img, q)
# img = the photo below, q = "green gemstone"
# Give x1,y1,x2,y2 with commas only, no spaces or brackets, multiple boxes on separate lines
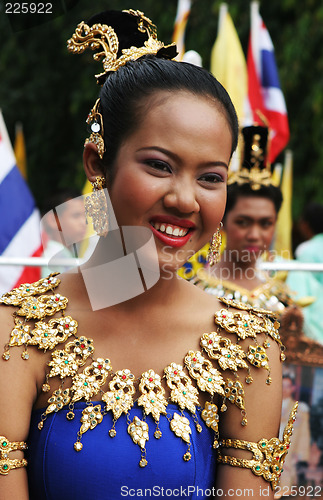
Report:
116,396,120,400
3,464,8,470
151,399,155,403
183,391,186,395
261,442,266,447
244,323,248,327
276,466,279,471
26,288,30,292
64,360,69,364
33,306,37,310
227,354,231,358
44,333,48,337
208,377,212,382
2,441,7,447
84,382,88,386
255,466,260,471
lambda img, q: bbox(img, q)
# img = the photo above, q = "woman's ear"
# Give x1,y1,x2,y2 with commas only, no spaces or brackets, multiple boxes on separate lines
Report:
83,142,106,184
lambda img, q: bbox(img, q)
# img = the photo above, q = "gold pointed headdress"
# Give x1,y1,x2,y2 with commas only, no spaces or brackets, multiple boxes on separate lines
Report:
67,9,177,85
228,122,278,190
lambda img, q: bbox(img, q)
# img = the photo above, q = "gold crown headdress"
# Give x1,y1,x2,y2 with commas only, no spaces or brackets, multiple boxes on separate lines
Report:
67,9,177,160
228,122,277,190
67,9,177,84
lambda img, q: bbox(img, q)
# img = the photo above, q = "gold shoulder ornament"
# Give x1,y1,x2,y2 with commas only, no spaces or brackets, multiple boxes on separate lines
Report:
217,402,298,490
1,277,290,475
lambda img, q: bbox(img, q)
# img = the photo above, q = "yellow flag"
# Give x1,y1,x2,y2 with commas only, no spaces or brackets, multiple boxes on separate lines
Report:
210,4,247,123
14,122,27,179
172,0,192,61
274,150,293,258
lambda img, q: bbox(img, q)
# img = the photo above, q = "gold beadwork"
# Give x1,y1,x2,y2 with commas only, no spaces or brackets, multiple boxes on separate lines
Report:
200,332,248,371
217,402,298,490
0,273,60,306
207,223,222,266
102,369,136,420
184,351,225,396
138,370,167,421
16,293,68,320
201,402,219,448
67,10,176,83
164,363,200,414
84,176,109,237
29,316,78,351
0,436,28,475
2,275,288,468
71,358,112,402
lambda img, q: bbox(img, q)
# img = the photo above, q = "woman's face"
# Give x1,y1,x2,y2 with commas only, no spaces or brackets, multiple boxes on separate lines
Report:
224,196,277,263
107,90,233,273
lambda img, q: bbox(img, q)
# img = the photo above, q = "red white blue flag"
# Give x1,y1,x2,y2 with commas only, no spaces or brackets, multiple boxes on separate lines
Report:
247,2,290,163
0,110,42,293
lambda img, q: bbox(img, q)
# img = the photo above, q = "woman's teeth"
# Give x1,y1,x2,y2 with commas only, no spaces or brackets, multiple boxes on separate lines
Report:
151,222,189,237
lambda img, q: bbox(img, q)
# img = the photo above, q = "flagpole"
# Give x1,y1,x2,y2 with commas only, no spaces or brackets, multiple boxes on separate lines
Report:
250,1,260,74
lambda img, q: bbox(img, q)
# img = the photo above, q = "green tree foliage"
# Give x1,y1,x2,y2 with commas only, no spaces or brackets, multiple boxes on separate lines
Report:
0,0,322,216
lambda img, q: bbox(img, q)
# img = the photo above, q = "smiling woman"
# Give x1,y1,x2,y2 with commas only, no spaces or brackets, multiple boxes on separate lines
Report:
0,9,295,500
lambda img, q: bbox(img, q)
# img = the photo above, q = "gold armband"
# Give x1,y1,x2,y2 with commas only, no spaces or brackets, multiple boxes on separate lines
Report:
217,402,298,489
0,436,28,475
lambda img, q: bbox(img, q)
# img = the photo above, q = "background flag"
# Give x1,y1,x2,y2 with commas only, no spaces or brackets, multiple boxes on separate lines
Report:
247,1,290,163
274,150,293,257
0,110,42,293
172,0,192,61
14,122,27,179
211,3,248,124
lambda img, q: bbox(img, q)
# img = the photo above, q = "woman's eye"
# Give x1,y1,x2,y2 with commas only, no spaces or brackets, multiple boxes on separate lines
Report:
146,160,171,172
199,173,224,184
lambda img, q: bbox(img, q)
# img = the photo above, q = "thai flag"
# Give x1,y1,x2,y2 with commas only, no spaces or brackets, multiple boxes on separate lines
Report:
0,110,42,293
247,2,290,163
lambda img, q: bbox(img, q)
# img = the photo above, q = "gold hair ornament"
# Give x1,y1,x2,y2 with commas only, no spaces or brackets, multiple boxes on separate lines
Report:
84,98,105,160
67,9,176,84
0,436,28,475
84,176,109,237
217,402,298,489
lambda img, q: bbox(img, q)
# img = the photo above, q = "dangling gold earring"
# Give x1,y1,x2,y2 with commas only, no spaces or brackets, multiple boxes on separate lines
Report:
85,176,109,237
207,222,223,266
84,98,105,160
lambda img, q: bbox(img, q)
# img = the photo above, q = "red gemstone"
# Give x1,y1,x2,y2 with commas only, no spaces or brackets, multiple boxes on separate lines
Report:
55,297,59,301
98,365,103,369
81,344,85,348
222,314,226,318
193,358,197,362
209,340,212,344
174,370,178,375
149,377,153,382
65,324,69,328
122,375,126,380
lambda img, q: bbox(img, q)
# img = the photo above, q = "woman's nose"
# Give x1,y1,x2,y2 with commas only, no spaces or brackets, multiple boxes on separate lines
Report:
163,178,200,214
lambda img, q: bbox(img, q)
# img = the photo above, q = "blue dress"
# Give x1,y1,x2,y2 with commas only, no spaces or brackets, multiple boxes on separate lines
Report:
26,402,216,500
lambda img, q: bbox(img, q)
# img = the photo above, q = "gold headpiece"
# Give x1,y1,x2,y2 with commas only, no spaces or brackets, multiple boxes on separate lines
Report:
67,9,177,84
228,123,277,190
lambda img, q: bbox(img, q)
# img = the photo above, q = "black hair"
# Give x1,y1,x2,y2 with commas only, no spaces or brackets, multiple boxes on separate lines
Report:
301,202,323,235
224,182,283,217
98,57,238,179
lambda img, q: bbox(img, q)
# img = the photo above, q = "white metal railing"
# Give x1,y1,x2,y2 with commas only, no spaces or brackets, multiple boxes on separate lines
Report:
0,257,322,271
